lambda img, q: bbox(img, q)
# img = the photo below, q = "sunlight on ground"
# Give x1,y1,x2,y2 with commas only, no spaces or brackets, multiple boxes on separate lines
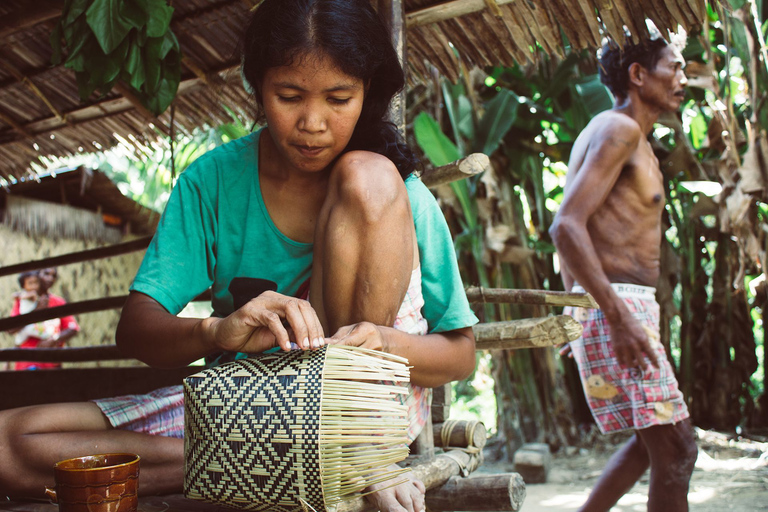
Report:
537,493,585,509
687,486,717,504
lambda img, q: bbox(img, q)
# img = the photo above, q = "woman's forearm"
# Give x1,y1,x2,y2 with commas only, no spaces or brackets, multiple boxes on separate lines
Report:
381,326,476,388
116,291,216,368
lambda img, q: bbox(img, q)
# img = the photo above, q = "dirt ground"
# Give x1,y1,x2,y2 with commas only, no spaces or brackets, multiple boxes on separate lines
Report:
476,428,768,511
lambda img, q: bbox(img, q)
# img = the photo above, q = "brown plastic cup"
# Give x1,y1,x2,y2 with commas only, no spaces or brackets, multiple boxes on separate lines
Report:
44,453,140,512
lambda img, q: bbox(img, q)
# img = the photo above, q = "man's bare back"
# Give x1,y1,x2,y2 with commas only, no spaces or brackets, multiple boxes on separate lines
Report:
564,110,665,288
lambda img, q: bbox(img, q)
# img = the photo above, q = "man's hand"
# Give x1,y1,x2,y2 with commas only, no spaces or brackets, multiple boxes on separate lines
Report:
364,466,426,512
609,314,659,370
207,291,325,354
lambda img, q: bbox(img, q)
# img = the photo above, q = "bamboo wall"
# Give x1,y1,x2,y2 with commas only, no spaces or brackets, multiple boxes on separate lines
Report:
0,225,145,368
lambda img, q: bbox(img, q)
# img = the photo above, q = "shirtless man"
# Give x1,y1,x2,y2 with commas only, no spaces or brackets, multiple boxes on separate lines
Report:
549,37,698,511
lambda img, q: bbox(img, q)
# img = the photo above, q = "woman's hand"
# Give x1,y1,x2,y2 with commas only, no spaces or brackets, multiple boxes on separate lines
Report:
364,466,426,512
326,321,389,352
207,291,325,354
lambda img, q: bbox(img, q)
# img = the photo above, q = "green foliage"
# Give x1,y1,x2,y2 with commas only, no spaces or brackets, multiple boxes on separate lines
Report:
413,112,461,166
51,0,180,115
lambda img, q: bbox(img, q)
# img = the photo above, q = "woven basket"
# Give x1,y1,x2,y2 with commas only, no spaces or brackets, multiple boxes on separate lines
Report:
184,345,411,511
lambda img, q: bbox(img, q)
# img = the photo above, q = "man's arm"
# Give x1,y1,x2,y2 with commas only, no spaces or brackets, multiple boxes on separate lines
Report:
550,118,659,368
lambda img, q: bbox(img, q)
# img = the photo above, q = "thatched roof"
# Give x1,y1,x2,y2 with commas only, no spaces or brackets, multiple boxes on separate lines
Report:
0,0,708,181
1,166,159,240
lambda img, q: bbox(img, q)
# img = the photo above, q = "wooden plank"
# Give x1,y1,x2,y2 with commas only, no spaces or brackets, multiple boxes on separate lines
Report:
0,366,200,410
465,287,599,308
473,316,583,350
0,298,128,332
0,345,127,363
0,289,210,332
0,235,152,277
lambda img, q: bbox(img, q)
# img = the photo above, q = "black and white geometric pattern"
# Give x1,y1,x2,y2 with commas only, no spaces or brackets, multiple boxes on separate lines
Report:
184,348,325,511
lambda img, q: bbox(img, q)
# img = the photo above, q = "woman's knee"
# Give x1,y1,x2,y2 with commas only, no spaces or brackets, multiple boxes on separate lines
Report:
328,151,409,224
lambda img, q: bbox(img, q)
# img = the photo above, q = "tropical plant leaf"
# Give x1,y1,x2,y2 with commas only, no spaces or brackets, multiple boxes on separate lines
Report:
413,112,461,166
86,0,133,54
572,75,613,118
139,0,174,38
473,89,519,156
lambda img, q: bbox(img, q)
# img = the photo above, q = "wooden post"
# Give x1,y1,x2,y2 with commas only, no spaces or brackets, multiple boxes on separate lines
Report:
425,473,526,511
378,0,406,136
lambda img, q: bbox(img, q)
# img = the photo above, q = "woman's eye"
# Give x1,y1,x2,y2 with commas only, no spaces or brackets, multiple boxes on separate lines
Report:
278,96,300,103
329,97,351,105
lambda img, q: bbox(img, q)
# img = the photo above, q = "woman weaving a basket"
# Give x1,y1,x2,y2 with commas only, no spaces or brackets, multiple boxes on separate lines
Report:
0,1,478,510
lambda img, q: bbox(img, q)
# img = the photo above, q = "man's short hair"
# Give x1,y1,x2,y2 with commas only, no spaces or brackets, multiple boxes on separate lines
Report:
599,38,670,100
18,271,38,289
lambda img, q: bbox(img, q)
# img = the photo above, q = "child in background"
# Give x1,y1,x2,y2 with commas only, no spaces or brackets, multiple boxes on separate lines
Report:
10,271,56,347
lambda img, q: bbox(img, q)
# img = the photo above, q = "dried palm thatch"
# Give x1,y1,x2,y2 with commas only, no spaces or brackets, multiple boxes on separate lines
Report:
184,345,411,511
2,194,122,243
0,166,159,239
0,0,708,180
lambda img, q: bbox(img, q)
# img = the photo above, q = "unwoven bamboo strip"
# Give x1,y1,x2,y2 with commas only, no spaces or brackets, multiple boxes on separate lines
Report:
318,346,412,507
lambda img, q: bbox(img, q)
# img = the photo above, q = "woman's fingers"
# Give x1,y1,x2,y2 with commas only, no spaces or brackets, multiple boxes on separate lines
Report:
280,297,325,350
208,290,330,354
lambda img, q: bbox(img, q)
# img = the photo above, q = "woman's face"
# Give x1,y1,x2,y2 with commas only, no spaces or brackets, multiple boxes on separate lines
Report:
260,52,365,175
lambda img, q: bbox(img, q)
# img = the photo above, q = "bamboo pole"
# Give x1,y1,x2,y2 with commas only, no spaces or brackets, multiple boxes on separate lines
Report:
0,235,153,278
433,420,487,449
473,316,582,350
420,153,490,188
465,287,599,309
0,315,581,361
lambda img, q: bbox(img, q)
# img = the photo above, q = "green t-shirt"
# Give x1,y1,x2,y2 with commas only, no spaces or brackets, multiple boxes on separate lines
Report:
131,129,478,334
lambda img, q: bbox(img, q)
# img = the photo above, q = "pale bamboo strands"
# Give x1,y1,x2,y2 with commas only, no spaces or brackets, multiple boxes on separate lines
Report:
319,346,411,506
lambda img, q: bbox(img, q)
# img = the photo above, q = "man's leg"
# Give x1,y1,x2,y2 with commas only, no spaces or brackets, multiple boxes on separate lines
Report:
0,402,183,498
310,151,414,332
578,433,651,512
638,419,697,512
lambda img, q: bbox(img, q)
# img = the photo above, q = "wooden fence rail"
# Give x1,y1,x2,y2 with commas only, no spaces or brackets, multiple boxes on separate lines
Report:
0,236,153,278
0,316,583,363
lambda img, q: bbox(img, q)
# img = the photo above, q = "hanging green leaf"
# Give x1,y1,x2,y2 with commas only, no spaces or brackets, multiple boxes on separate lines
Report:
86,0,133,54
413,112,461,166
141,0,174,38
52,0,180,114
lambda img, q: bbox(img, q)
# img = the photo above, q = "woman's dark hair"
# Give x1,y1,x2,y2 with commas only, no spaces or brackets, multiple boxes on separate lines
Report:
241,0,418,179
599,37,669,101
